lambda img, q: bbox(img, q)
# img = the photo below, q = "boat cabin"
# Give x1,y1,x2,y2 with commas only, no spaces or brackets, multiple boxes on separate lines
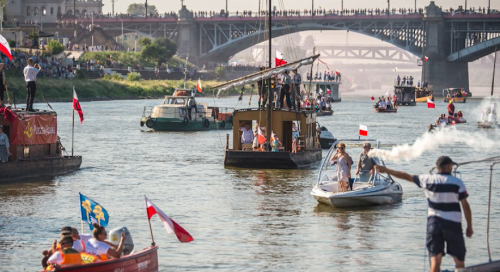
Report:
305,80,341,102
394,85,416,106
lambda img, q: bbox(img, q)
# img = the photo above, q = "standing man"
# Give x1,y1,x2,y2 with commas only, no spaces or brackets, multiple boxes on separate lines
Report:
0,125,11,162
447,100,455,116
23,58,40,112
292,69,302,110
280,71,292,109
355,142,376,183
375,156,473,272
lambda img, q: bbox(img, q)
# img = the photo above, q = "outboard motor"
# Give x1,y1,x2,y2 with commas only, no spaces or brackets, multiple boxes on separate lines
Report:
108,227,134,255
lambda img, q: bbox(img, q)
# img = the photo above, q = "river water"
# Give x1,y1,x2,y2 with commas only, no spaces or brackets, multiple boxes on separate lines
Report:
1,93,499,272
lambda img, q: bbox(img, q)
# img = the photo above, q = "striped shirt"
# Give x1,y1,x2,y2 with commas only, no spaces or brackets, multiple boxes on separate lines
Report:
413,173,468,228
23,65,39,82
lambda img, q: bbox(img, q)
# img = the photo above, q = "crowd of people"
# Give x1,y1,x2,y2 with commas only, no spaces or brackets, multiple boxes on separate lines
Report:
2,51,75,80
306,70,341,82
374,95,397,110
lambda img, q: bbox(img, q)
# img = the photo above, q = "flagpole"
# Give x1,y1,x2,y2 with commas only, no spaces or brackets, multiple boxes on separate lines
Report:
145,196,156,246
72,98,75,157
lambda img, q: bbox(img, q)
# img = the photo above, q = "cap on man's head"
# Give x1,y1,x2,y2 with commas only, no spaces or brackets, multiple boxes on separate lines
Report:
436,156,456,167
363,142,371,148
61,226,73,236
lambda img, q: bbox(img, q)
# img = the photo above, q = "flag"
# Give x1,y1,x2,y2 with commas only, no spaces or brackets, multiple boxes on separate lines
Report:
359,124,368,136
394,67,398,73
0,106,18,123
0,34,12,60
427,97,435,108
424,56,429,62
257,126,266,145
275,50,287,67
79,193,110,231
145,196,194,243
196,78,202,93
327,88,331,94
385,90,390,97
370,95,374,101
73,87,84,123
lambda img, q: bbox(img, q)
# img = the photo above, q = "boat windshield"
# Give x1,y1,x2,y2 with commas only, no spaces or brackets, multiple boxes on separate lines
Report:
166,98,187,105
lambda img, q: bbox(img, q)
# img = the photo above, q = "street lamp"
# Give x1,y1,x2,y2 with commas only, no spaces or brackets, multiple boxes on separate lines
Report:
120,19,124,50
387,0,390,15
145,0,148,19
11,32,16,48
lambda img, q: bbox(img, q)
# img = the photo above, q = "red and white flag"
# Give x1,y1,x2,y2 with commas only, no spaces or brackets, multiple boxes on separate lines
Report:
257,126,266,145
145,196,194,243
275,50,287,67
359,124,368,136
427,97,435,109
73,87,84,123
0,34,12,60
424,56,429,62
196,78,202,93
370,95,374,101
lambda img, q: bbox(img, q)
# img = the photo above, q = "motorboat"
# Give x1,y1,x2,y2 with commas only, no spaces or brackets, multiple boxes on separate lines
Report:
374,105,398,113
447,115,467,124
443,88,469,103
310,139,403,208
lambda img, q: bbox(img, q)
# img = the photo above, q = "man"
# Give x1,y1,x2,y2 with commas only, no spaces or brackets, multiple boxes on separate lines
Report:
240,123,254,144
0,125,11,162
448,100,455,116
375,156,473,272
292,69,302,110
355,142,376,183
23,58,41,112
280,71,292,109
47,236,82,267
0,63,6,105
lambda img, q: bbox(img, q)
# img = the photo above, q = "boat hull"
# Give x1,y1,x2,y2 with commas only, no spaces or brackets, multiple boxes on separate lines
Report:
444,97,466,103
374,107,397,113
396,101,416,106
465,260,500,272
0,156,82,183
42,246,158,272
311,183,403,208
319,137,337,149
477,121,498,128
145,118,232,132
447,116,467,124
224,149,322,169
415,95,434,103
316,110,334,116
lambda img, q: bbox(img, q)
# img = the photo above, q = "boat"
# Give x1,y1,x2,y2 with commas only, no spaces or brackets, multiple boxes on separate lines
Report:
140,90,233,132
315,109,334,116
310,139,403,208
443,88,469,103
414,87,434,103
394,85,417,106
374,105,398,113
447,115,467,124
41,246,159,272
0,106,82,183
317,126,336,149
304,80,342,103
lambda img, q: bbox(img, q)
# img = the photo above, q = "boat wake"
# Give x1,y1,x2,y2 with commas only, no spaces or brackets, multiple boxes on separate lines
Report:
368,126,498,162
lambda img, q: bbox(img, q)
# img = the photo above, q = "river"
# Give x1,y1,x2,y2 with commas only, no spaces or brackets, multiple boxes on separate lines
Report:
0,93,499,271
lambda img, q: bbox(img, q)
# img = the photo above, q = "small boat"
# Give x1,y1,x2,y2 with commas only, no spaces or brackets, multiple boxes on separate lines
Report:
443,88,469,103
317,126,336,149
304,80,342,103
447,115,467,124
394,85,417,106
316,109,334,116
414,87,434,103
374,105,398,113
310,139,403,208
478,121,499,129
0,106,82,183
140,90,233,132
42,246,159,272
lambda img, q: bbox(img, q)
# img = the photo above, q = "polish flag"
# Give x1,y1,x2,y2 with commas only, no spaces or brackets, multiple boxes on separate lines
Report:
0,34,12,60
327,89,331,94
275,50,287,67
257,126,266,144
73,87,84,123
196,78,202,93
359,125,368,136
145,196,194,243
427,97,435,108
424,56,429,62
370,95,374,101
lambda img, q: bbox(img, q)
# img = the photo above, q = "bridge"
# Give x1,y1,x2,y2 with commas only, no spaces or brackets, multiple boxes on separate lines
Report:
42,1,500,92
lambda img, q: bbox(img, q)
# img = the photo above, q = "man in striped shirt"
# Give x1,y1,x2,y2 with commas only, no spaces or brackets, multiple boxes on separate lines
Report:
375,156,473,272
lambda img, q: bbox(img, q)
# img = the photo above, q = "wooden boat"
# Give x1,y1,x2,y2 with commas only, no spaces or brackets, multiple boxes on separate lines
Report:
374,106,398,113
140,90,233,132
443,88,469,103
0,107,82,183
394,85,417,106
316,109,334,116
41,246,159,272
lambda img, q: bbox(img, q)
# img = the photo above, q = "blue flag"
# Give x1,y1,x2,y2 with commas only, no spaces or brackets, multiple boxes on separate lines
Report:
79,193,110,231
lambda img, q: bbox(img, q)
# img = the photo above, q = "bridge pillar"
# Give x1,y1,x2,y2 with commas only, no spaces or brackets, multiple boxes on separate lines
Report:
177,6,200,65
423,1,469,95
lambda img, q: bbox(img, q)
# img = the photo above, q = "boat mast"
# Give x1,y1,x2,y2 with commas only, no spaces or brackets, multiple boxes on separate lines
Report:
266,0,272,146
491,47,497,97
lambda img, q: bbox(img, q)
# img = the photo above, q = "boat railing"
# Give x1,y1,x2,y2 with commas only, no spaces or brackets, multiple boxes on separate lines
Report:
142,106,154,118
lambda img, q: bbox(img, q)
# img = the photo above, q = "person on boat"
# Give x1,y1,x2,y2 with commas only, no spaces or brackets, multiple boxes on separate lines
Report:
397,75,401,85
457,110,463,118
252,131,259,151
240,123,254,144
436,114,448,127
23,58,41,112
292,69,302,110
46,236,82,268
257,66,265,108
186,97,196,121
330,143,353,192
72,227,92,244
292,122,298,132
85,223,126,260
0,63,6,106
355,142,376,183
447,100,455,116
386,97,392,109
375,156,473,272
378,98,386,110
0,125,11,162
281,71,292,109
271,134,282,152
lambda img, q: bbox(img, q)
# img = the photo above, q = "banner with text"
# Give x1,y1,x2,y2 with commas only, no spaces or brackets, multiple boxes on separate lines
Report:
11,114,58,145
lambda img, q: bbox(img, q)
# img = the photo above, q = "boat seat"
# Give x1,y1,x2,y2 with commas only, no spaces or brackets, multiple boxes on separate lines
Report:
242,144,252,151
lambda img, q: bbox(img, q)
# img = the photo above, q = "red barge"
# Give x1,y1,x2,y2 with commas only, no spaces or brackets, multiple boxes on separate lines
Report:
0,107,82,183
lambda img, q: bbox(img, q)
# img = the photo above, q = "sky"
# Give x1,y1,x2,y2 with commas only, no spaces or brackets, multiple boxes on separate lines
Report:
103,0,500,14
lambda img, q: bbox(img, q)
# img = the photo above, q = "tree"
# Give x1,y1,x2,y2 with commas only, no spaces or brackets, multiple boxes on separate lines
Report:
127,3,158,16
47,39,65,55
140,37,177,65
303,35,316,48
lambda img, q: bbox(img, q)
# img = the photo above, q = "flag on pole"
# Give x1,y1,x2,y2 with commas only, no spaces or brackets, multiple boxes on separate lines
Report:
394,67,398,73
196,78,202,93
370,95,374,101
275,50,287,67
73,87,84,123
424,56,429,62
359,125,368,136
79,193,110,231
0,34,13,60
427,97,435,108
385,90,390,97
257,126,266,145
327,88,332,94
145,197,194,243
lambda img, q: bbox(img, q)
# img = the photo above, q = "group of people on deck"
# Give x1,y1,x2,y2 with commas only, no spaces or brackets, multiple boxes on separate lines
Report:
41,223,126,269
374,95,397,110
240,122,283,152
257,68,302,111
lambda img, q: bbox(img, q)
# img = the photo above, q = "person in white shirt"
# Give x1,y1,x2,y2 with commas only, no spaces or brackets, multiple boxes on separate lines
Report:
0,125,10,162
85,223,125,259
23,58,40,112
240,123,254,144
379,100,386,109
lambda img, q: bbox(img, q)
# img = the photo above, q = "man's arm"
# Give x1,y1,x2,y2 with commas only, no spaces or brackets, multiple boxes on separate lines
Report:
374,165,414,182
461,198,473,238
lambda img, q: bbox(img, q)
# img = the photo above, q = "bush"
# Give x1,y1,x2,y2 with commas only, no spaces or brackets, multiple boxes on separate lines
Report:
215,66,226,79
8,40,15,48
75,70,86,79
47,40,65,55
111,73,124,81
126,72,142,81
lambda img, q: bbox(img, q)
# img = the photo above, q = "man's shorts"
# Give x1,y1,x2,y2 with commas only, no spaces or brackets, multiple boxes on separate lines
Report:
426,217,466,261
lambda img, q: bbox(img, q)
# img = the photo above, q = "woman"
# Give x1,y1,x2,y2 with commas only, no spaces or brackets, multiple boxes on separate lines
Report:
330,143,353,193
85,223,125,260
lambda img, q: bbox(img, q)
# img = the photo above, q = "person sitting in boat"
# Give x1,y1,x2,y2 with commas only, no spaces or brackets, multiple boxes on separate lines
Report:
46,236,82,268
436,114,448,127
240,123,254,144
378,99,386,110
85,223,125,261
447,100,455,116
330,143,353,193
320,97,326,111
355,142,376,184
457,110,463,118
386,97,392,109
0,125,11,162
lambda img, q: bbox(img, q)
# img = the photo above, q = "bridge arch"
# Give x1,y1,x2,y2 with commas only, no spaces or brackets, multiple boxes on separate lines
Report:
448,36,500,63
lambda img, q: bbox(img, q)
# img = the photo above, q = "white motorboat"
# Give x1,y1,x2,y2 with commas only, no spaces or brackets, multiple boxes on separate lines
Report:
310,139,403,208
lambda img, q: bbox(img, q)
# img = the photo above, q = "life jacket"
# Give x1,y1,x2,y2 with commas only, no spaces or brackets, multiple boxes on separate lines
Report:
56,240,85,252
80,252,109,263
59,248,82,265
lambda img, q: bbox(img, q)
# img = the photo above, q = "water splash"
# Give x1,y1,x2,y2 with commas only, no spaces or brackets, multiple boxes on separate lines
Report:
368,126,497,162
